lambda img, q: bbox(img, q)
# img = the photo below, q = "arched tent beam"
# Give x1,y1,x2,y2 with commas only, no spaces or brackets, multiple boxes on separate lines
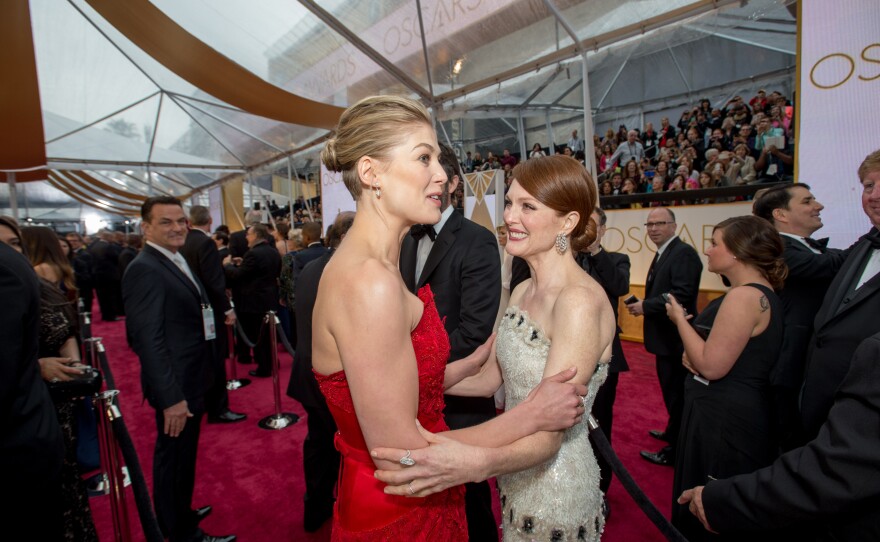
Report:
48,172,140,215
0,0,46,177
84,0,346,130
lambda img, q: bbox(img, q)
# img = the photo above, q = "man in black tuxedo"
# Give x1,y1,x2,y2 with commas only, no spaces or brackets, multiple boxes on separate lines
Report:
66,231,95,312
576,207,630,503
224,223,282,378
0,241,65,539
228,209,262,259
90,228,123,321
181,206,245,425
286,221,329,348
752,184,850,449
679,332,880,541
399,142,501,541
122,196,235,542
286,211,354,532
799,149,880,443
626,207,702,466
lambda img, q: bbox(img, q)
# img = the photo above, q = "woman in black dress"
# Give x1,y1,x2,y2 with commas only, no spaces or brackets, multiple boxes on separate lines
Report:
20,226,99,541
665,215,786,541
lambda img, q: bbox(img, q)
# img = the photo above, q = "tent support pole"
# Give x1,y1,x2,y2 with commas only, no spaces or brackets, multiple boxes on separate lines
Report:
517,112,527,159
8,172,18,220
581,53,597,179
546,111,555,154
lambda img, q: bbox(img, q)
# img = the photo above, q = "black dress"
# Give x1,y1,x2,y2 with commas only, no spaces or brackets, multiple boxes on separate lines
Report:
672,283,783,541
38,280,99,542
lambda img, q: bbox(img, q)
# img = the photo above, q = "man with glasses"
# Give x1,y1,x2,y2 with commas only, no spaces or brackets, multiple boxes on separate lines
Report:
626,207,702,466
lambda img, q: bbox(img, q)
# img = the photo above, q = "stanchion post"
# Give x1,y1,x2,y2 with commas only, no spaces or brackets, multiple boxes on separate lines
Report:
226,323,251,390
258,311,299,430
94,390,132,542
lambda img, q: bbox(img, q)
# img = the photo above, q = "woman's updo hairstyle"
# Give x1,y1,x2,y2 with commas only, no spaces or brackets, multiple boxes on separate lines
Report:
511,155,598,252
321,95,432,200
714,215,788,290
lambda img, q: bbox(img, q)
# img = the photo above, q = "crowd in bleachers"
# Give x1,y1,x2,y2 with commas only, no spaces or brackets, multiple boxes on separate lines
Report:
462,89,795,206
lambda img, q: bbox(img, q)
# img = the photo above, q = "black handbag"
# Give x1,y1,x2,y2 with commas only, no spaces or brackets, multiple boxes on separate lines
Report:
47,366,103,401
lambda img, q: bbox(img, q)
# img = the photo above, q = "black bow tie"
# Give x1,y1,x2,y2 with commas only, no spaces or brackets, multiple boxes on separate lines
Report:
863,230,880,249
804,237,829,251
410,224,437,242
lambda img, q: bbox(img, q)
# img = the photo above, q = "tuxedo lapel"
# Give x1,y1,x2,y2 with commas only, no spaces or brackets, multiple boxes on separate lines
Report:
145,245,203,302
815,237,873,329
417,212,461,288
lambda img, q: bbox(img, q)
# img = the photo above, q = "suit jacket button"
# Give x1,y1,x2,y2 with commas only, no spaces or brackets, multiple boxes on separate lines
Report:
842,297,850,304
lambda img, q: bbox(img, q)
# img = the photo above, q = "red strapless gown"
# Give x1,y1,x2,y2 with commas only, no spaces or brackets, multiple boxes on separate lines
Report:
314,285,467,541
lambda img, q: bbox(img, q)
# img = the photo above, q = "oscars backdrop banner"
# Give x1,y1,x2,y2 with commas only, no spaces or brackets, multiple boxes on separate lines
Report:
605,202,754,291
798,0,878,246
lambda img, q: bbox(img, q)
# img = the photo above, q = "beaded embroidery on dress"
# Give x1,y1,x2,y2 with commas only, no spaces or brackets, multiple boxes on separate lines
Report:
496,306,608,541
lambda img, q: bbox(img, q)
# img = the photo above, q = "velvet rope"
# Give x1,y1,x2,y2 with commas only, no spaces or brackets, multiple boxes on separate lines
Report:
588,420,688,541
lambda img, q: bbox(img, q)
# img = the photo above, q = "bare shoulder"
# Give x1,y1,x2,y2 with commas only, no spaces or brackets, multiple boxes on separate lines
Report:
322,255,406,312
725,284,768,308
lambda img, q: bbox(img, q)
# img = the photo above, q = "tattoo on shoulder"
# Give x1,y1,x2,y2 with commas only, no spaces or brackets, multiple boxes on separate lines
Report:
759,295,769,312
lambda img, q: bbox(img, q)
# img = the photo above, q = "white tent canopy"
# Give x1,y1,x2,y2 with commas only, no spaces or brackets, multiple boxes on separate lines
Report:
1,0,796,223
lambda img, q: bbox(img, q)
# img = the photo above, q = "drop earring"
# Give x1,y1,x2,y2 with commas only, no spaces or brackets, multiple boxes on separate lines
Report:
372,181,382,199
555,233,568,254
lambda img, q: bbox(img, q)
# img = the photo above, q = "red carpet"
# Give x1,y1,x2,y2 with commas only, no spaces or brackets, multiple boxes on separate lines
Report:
90,316,672,541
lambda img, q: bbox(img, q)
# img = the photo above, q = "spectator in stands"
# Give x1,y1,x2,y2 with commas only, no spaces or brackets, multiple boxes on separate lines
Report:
643,122,660,159
481,151,500,171
727,144,758,184
472,152,484,171
609,130,646,168
655,160,671,186
649,175,666,199
754,114,784,153
622,159,643,189
678,109,693,133
568,129,584,154
610,171,624,194
600,180,614,197
616,125,629,145
755,140,794,183
463,151,475,172
529,143,546,159
599,143,616,173
602,128,617,147
501,148,518,169
659,117,676,147
749,89,768,113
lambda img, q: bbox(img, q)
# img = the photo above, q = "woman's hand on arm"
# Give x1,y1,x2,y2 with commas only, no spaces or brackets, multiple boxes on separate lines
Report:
444,333,499,393
448,366,587,447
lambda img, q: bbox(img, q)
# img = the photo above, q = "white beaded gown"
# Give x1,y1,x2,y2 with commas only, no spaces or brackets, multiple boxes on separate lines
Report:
496,307,608,542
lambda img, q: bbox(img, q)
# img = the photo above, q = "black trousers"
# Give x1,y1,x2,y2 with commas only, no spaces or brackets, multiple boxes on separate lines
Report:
154,409,203,542
238,311,272,374
95,280,121,321
445,399,499,542
591,371,619,493
205,317,230,417
301,402,339,521
656,351,687,448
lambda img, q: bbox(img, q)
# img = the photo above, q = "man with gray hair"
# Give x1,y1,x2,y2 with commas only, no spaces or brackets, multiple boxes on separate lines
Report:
609,129,646,167
228,209,263,259
181,206,246,424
